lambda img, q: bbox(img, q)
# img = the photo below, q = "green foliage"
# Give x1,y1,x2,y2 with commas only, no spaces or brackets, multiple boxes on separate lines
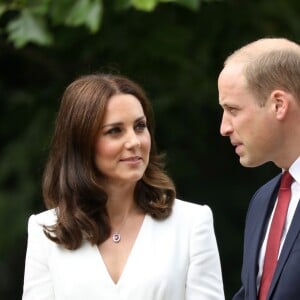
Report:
6,9,53,48
1,0,104,47
131,0,158,11
49,0,103,32
0,4,7,17
132,0,201,11
163,0,201,10
0,0,209,47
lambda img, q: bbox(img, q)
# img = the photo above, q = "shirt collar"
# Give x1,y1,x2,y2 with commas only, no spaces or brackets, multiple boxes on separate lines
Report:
286,156,300,185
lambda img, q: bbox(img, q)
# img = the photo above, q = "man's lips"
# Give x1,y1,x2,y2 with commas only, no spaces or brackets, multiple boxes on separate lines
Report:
232,143,243,155
230,139,242,147
230,140,243,154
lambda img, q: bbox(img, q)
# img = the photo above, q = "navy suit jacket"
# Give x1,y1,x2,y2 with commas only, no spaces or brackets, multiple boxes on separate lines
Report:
233,173,300,300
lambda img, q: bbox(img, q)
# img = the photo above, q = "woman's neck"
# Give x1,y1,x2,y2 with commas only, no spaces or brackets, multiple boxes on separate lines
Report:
104,181,139,220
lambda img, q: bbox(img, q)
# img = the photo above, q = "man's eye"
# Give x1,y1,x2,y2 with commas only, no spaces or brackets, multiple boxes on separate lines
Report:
228,107,237,114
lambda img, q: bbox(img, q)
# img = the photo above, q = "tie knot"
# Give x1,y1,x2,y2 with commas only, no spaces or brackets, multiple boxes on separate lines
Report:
280,171,294,189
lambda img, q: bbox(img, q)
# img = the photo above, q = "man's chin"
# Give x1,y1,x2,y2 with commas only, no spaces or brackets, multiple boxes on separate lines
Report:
239,157,263,168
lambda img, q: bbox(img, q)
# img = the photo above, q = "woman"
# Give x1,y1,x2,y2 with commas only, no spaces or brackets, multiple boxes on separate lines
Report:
22,73,225,299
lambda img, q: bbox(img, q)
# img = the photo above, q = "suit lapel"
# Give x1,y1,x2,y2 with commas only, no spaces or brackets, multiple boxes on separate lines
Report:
247,175,281,300
268,196,300,298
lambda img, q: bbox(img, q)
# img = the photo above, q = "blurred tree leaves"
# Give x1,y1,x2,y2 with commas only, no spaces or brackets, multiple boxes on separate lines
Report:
0,0,209,48
50,0,103,32
6,9,53,47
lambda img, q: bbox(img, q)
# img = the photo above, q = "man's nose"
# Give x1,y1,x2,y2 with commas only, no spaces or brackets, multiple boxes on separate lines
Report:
220,114,233,136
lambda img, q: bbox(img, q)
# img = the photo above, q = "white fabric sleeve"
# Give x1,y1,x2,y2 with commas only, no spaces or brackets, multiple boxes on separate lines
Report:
22,214,55,300
186,205,225,300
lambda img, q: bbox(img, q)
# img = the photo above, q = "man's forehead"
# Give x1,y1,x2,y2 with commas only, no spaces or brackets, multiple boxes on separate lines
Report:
218,63,247,88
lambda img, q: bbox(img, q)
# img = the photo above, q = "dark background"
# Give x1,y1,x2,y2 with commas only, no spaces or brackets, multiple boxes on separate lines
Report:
1,0,298,298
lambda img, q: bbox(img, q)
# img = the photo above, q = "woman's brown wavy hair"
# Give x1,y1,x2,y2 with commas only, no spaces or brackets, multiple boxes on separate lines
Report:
43,73,176,250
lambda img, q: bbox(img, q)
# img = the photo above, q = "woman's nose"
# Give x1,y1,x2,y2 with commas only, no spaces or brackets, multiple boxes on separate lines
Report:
125,131,141,148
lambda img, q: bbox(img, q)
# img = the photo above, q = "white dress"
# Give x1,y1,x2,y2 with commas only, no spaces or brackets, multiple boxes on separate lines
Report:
22,199,225,300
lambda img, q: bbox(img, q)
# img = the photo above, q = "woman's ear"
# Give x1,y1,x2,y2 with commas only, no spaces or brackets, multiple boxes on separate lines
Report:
270,90,290,120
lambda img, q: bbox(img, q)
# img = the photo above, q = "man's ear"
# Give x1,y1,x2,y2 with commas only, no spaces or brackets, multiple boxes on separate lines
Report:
270,90,290,120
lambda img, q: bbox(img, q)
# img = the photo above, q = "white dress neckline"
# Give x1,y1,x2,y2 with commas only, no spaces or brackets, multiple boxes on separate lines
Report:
93,214,149,287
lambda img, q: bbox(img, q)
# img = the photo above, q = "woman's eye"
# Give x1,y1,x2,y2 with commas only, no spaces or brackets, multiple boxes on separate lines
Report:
135,122,147,132
105,127,121,135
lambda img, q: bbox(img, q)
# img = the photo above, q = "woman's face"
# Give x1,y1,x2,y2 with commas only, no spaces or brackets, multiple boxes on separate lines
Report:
95,93,151,186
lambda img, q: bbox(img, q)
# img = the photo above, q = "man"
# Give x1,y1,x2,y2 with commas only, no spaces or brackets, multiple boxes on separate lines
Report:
218,37,300,300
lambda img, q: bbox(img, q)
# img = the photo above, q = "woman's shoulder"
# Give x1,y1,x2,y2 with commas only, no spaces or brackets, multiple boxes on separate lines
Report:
28,208,58,229
172,198,213,221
